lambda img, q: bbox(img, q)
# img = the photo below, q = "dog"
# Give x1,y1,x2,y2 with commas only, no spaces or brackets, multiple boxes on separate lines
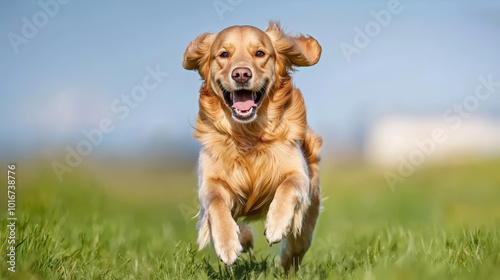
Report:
182,21,322,272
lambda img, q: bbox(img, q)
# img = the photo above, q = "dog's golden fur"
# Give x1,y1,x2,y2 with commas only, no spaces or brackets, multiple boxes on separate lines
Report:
183,22,322,272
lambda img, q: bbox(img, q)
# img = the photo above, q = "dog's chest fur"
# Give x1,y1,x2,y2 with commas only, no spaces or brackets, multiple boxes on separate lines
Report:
201,134,306,220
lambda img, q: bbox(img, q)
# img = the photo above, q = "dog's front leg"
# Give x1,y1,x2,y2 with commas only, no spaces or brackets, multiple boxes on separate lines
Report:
198,182,242,266
265,173,310,245
208,196,242,266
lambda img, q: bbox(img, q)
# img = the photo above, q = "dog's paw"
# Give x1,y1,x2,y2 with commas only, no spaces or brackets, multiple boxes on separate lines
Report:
214,236,242,266
264,211,292,246
212,223,243,266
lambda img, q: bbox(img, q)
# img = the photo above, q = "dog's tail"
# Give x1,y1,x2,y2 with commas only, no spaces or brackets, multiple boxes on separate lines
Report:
301,128,322,197
301,128,322,166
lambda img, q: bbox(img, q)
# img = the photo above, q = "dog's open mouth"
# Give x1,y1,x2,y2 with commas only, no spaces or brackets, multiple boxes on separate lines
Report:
222,86,265,122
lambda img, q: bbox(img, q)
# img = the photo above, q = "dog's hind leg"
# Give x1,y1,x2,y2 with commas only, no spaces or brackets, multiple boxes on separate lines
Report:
238,225,254,251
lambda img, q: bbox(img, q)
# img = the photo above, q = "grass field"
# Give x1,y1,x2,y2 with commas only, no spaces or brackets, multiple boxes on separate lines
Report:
1,159,500,279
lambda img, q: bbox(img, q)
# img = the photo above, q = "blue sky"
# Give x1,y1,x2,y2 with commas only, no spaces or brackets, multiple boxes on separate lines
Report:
1,0,500,158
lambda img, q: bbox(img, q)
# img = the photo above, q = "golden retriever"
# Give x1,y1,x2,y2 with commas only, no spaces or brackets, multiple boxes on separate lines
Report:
182,21,322,272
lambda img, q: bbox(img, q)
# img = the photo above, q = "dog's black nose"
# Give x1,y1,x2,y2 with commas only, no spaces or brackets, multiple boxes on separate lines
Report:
231,67,252,84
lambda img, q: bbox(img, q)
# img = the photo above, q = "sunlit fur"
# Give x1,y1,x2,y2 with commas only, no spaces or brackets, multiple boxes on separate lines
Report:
183,21,322,272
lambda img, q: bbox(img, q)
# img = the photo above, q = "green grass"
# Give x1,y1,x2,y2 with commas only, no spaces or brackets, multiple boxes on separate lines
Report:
1,160,500,279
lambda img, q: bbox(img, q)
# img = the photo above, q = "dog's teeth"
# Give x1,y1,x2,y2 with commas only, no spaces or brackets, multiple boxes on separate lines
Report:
252,92,257,101
230,92,234,101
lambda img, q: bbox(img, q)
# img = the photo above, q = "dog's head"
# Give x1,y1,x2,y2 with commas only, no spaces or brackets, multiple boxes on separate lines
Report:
183,22,321,123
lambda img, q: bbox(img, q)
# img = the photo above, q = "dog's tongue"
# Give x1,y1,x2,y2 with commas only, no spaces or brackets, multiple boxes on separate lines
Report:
231,91,256,111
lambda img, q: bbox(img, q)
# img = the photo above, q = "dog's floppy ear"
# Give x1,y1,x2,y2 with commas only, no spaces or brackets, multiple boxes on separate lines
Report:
265,21,322,70
183,32,216,78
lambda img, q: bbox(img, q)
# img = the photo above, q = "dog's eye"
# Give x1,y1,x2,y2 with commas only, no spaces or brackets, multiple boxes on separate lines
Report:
256,50,265,57
219,51,229,58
